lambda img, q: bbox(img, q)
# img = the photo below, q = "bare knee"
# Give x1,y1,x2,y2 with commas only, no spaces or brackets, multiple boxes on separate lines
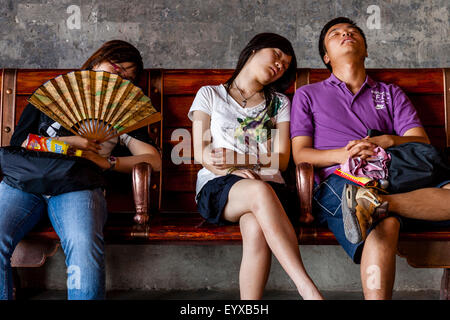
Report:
246,180,278,212
364,217,400,257
372,217,400,240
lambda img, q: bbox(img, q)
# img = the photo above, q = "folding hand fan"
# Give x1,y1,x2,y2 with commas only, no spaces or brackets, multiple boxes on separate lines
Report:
28,70,161,143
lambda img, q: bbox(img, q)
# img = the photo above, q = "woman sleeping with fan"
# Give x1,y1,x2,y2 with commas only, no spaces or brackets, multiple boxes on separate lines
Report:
0,40,161,300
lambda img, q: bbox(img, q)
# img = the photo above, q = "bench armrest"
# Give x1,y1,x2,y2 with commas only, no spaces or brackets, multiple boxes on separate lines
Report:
132,162,152,225
295,162,315,224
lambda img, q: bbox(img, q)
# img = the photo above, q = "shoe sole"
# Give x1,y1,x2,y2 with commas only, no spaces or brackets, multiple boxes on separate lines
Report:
341,184,363,244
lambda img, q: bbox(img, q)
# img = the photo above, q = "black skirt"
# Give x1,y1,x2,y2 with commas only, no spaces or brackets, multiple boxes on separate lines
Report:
196,174,300,226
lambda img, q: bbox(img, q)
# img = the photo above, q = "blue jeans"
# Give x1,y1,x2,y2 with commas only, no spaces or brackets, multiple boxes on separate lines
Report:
313,174,450,264
0,181,107,300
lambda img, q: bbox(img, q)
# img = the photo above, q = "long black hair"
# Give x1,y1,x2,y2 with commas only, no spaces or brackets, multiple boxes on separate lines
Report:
225,33,297,107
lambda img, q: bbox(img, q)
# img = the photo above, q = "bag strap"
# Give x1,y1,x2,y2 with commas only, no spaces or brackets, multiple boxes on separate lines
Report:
1,69,17,146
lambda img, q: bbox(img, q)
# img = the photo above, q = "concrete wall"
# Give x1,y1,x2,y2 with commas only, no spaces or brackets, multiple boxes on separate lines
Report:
1,0,449,68
17,245,443,292
4,0,449,293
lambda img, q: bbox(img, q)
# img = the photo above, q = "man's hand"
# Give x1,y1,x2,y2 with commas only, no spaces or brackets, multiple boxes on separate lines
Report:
365,135,395,150
81,151,110,170
231,169,261,180
58,136,102,153
339,138,377,164
339,134,396,164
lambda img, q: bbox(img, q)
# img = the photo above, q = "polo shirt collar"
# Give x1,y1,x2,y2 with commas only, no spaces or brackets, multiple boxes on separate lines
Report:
366,76,376,88
326,73,377,89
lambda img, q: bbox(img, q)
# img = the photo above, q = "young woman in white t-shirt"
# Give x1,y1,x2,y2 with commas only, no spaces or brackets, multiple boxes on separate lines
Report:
189,33,323,300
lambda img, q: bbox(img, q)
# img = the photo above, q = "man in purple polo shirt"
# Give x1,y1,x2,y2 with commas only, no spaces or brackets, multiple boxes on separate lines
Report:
291,17,450,300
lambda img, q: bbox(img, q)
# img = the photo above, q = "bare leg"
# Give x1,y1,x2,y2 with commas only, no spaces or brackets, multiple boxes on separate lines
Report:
381,186,450,220
360,217,400,300
239,213,272,300
223,179,323,300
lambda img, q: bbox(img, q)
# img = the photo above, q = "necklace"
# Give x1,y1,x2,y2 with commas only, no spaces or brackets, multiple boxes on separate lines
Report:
233,82,260,107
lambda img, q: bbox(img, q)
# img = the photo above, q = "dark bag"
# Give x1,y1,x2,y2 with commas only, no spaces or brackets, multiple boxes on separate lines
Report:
386,142,450,193
0,146,106,195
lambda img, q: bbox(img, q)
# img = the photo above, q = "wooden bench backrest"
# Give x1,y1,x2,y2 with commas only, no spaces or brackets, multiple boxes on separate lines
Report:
2,68,449,214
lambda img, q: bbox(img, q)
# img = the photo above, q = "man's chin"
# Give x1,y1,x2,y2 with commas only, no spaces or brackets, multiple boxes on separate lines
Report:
337,48,366,59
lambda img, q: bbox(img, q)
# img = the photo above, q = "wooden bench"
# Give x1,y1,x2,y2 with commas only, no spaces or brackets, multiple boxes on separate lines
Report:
1,68,449,299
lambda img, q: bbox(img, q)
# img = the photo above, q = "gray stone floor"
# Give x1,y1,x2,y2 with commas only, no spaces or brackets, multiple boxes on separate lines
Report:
19,289,440,300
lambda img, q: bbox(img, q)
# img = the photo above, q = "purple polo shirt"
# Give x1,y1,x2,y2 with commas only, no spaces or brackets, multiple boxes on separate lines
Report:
290,73,423,183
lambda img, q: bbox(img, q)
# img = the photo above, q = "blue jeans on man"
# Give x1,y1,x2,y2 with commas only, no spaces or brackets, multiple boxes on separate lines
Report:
0,181,107,300
313,174,450,264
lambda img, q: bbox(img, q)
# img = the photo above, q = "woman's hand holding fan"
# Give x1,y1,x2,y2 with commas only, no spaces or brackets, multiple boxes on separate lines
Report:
56,136,102,153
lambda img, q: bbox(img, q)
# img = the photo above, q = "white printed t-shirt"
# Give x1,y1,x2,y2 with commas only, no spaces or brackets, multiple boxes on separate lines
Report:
187,84,291,197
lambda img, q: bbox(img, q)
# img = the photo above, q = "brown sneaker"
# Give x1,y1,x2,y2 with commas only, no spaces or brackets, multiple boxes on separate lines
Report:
341,184,389,244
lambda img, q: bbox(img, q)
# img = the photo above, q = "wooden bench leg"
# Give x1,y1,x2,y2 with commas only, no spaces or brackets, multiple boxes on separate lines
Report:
441,268,450,300
132,162,152,226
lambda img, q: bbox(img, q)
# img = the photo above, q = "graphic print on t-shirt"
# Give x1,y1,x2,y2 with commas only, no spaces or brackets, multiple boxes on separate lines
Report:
233,95,282,150
371,89,391,110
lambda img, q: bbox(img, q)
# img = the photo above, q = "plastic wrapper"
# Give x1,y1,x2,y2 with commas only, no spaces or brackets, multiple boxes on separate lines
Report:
25,134,83,157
